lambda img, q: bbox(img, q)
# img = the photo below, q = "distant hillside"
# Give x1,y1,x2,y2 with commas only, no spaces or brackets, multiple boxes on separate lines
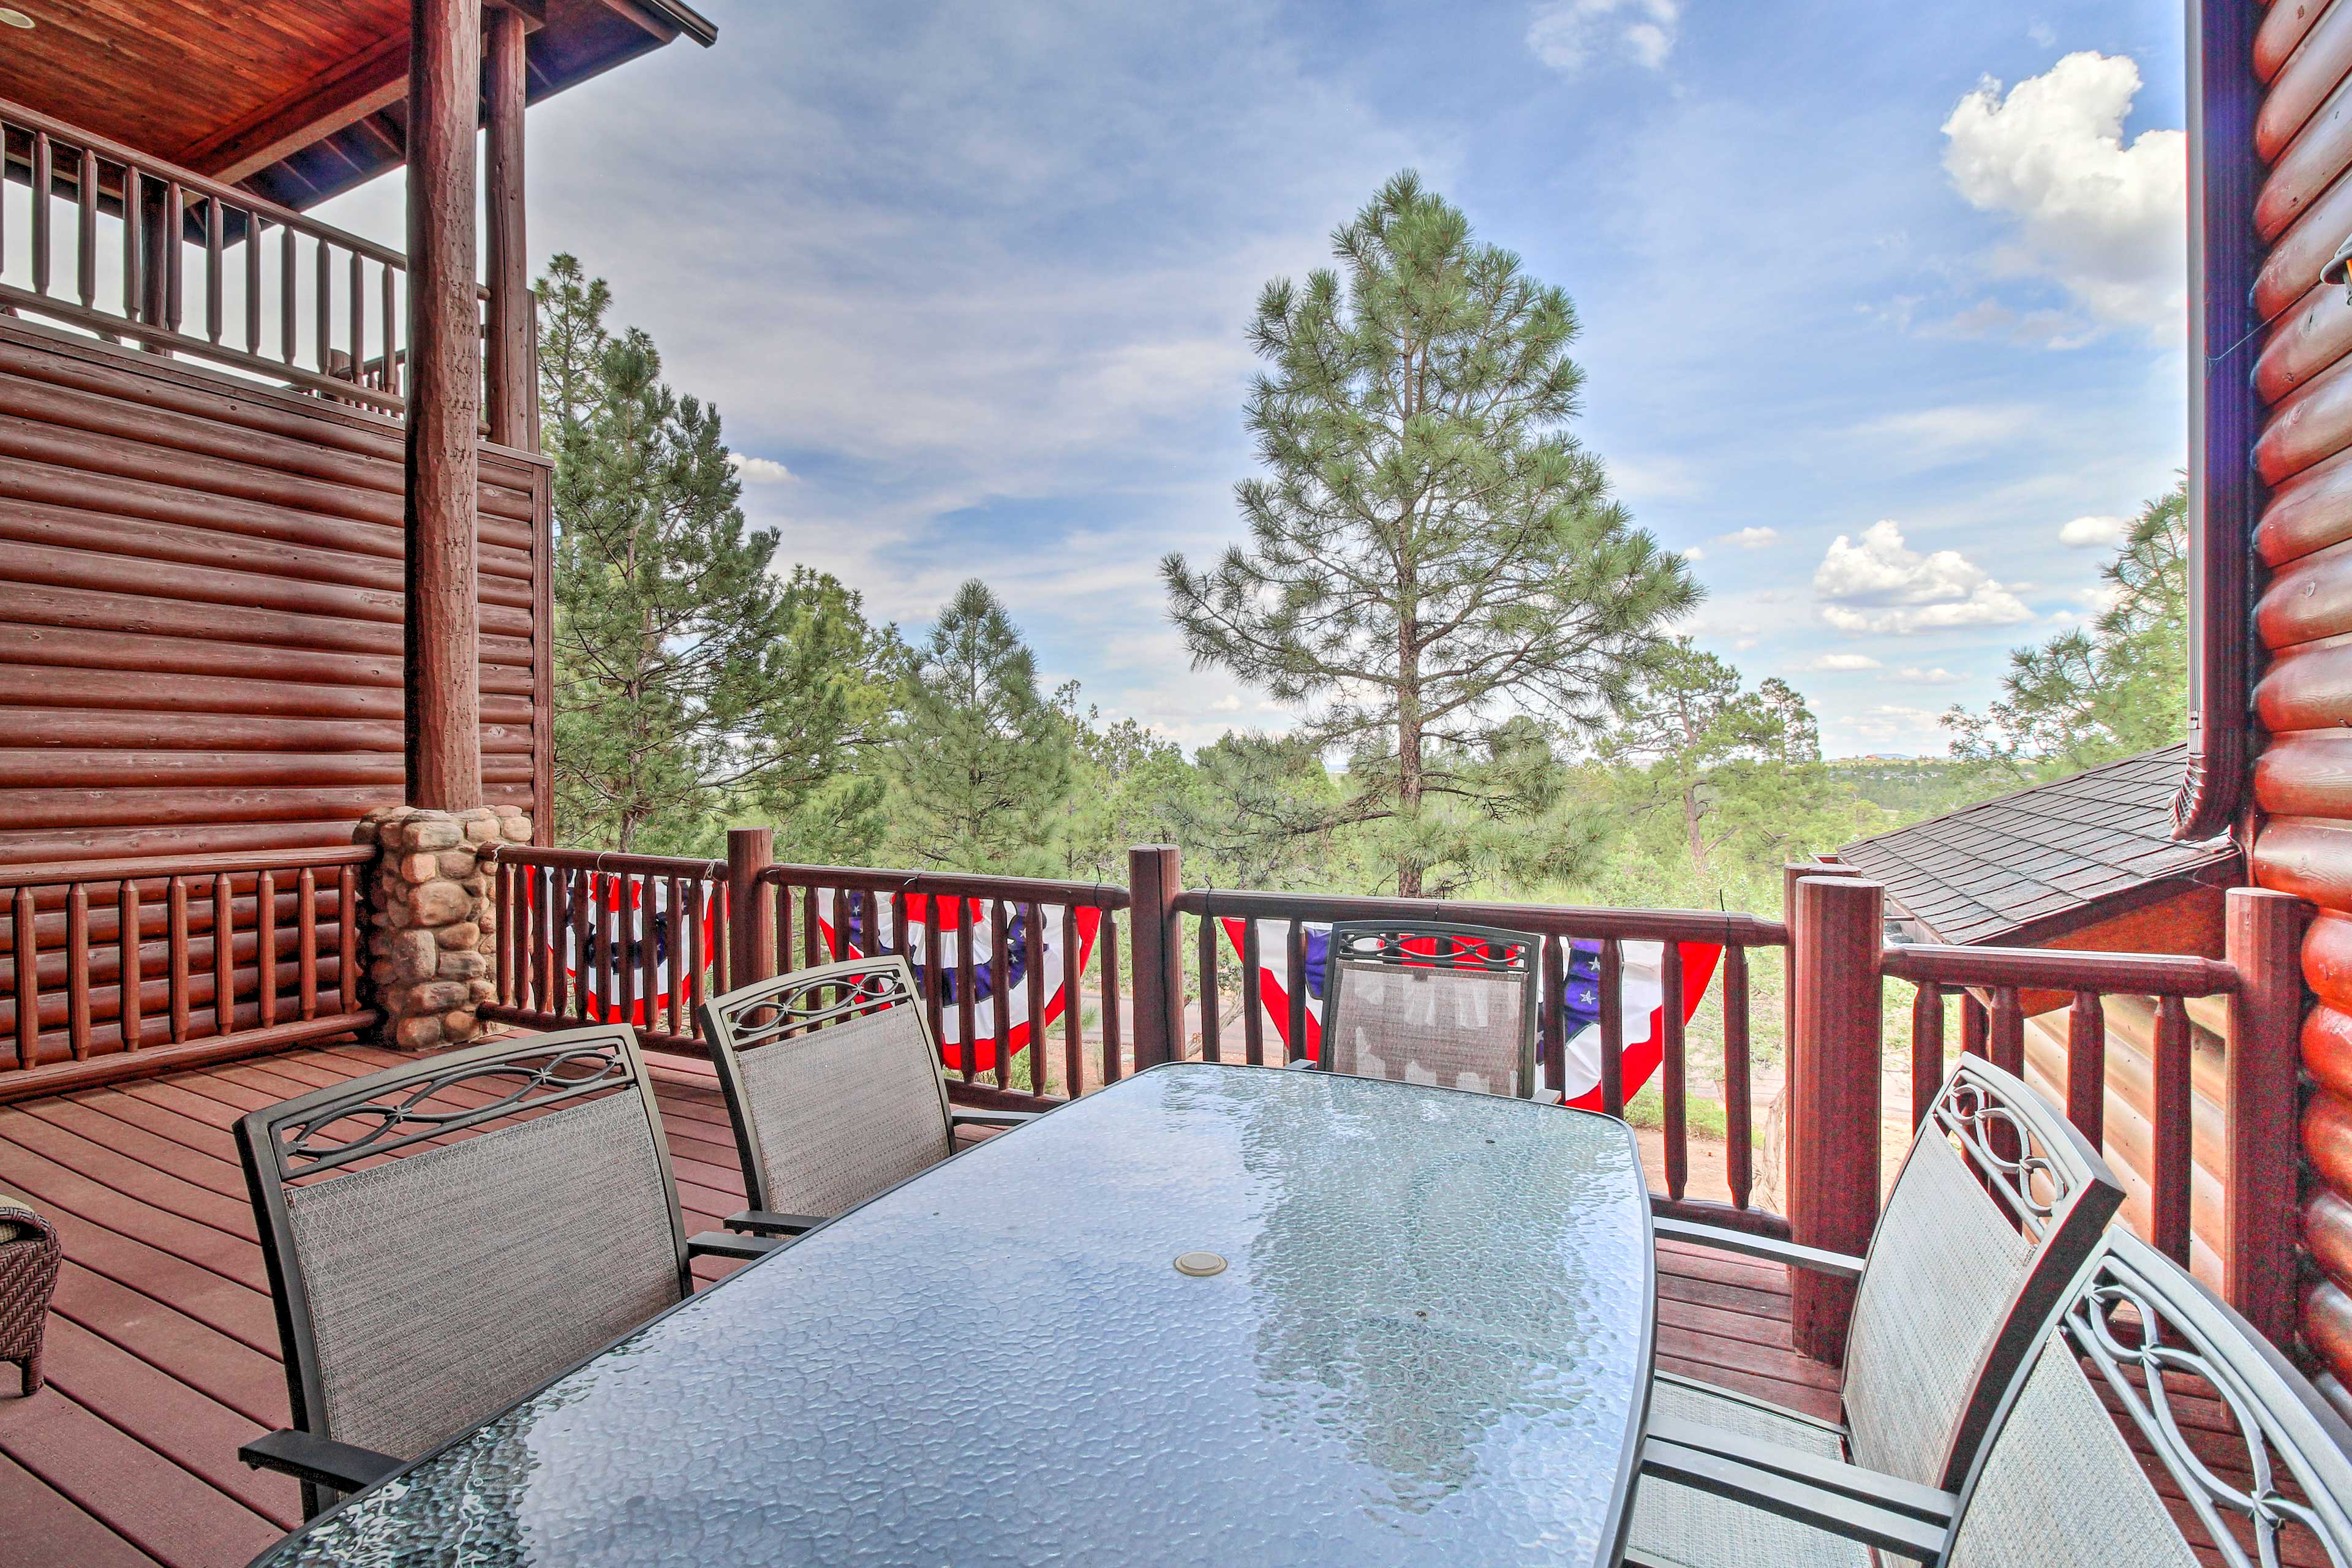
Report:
1826,757,1980,826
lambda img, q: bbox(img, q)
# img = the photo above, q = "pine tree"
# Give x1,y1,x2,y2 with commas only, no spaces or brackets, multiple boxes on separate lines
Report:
1603,639,1872,891
540,255,893,855
1164,172,1697,895
889,581,1074,873
1943,480,2188,783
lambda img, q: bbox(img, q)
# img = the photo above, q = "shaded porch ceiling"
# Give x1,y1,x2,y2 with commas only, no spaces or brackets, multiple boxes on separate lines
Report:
0,0,714,208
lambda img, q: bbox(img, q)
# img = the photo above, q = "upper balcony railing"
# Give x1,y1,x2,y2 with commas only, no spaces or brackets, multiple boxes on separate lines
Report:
0,96,481,417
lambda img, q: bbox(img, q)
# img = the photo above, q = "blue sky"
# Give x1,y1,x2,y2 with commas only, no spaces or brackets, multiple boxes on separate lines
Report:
328,0,2194,758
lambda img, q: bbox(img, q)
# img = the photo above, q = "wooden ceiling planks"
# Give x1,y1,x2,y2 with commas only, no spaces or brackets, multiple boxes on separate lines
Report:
0,0,710,211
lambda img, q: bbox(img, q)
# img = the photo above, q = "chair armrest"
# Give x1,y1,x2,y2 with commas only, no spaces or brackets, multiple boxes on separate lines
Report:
949,1109,1039,1130
1647,1415,1956,1525
688,1231,786,1261
725,1209,825,1237
239,1430,403,1493
1653,1215,1866,1280
1284,1057,1317,1071
1641,1437,1950,1561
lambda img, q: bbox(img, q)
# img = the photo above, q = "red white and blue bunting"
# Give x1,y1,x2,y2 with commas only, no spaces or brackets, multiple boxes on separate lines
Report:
1218,919,1719,1109
808,892,1101,1077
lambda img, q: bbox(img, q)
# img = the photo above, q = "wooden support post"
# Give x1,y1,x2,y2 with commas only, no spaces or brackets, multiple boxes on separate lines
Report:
1782,860,1858,1259
2225,885,2310,1347
483,4,533,449
1126,845,1183,1069
727,827,774,988
402,0,484,812
1788,873,1884,1363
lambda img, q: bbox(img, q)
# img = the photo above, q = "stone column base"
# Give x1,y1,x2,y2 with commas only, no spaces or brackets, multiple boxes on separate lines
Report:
357,804,533,1050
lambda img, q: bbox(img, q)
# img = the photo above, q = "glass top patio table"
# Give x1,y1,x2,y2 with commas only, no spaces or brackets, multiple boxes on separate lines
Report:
251,1061,1655,1568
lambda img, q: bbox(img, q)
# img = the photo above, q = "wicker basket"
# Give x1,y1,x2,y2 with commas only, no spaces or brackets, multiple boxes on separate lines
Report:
0,1193,59,1396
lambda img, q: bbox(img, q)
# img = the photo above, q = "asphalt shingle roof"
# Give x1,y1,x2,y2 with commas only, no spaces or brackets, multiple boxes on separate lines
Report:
1835,745,2240,946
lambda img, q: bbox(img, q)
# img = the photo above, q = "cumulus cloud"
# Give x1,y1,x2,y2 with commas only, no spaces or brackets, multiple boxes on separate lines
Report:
1717,526,1780,549
728,452,794,483
1814,520,2033,633
1681,545,1706,560
1896,666,1962,684
1527,0,1681,75
1810,653,1883,671
2059,513,2127,547
1940,52,2187,340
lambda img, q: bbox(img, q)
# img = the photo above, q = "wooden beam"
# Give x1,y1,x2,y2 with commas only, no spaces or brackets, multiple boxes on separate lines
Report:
1786,873,1884,1362
2228,886,2312,1346
484,5,533,450
404,0,486,813
176,34,412,187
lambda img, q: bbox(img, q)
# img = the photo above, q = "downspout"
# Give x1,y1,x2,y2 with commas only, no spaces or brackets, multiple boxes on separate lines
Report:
2173,0,2261,845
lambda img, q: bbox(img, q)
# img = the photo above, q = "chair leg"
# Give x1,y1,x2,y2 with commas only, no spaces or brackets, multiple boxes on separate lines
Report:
9,1351,38,1397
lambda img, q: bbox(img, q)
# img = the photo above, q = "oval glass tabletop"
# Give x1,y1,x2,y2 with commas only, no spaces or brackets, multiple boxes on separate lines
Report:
252,1061,1654,1568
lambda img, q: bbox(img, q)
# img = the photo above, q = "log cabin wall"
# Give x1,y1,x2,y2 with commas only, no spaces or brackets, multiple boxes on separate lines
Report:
2231,0,2352,1395
0,315,552,870
2021,997,2228,1289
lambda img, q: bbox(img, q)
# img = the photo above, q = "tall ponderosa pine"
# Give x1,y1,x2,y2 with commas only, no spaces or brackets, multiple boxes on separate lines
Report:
890,581,1074,873
1604,639,1869,890
541,255,891,855
1944,480,2188,783
1165,172,1697,895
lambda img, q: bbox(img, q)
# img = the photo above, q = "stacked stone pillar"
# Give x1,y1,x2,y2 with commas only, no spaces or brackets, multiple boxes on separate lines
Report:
358,804,532,1049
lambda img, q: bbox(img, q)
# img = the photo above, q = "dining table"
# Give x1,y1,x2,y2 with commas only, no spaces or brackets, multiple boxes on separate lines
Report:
248,1060,1656,1567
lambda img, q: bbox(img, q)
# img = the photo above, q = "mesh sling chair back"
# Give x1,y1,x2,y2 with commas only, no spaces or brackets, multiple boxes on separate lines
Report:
233,1025,693,1517
1629,1055,2124,1568
1318,921,1544,1099
690,952,1034,1259
1638,1228,2352,1568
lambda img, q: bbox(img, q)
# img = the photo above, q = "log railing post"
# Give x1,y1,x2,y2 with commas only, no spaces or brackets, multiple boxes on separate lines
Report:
726,827,774,988
1126,846,1183,1069
2225,885,2311,1346
1782,859,1858,1245
1788,873,1884,1363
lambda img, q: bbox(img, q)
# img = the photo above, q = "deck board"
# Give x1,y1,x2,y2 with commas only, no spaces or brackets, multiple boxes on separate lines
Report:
0,1042,1834,1566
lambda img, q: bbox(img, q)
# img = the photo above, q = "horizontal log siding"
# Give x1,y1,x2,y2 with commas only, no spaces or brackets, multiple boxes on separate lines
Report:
0,319,551,873
2242,0,2352,1397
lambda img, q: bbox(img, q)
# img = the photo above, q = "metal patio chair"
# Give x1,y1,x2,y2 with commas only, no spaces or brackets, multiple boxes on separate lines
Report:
690,953,1035,1259
1316,920,1545,1099
1628,1057,2124,1568
233,1025,693,1518
1637,1227,2352,1568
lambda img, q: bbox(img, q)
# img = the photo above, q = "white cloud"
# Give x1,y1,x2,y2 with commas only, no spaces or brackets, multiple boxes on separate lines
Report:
2058,513,2127,547
2027,20,2056,48
1896,666,1963,684
1681,545,1706,560
1852,402,2037,457
1527,0,1681,75
728,452,794,484
1210,693,1243,712
1814,519,2034,633
1810,653,1883,671
1717,526,1780,549
1940,52,2187,340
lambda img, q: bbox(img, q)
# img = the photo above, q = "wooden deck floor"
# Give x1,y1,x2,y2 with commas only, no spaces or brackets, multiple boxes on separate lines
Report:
0,1042,1836,1568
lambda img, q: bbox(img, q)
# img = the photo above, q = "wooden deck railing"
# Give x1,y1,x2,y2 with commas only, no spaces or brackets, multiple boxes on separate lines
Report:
0,846,375,1104
480,832,1134,1110
481,845,732,1055
0,96,481,416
